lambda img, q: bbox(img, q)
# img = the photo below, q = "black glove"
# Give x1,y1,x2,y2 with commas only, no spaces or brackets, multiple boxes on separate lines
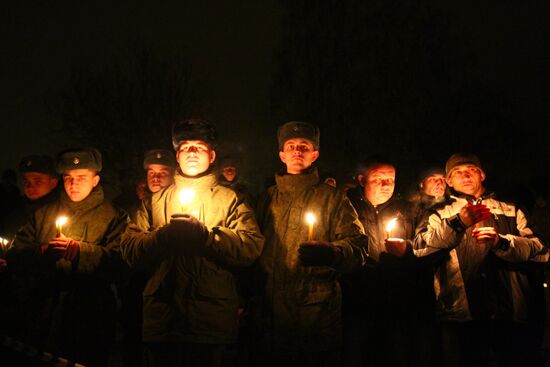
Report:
298,241,339,267
157,214,209,255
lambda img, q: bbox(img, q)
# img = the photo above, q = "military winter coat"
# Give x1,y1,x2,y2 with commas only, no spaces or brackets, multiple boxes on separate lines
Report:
254,168,367,352
414,191,548,322
121,172,264,344
7,186,128,280
6,186,129,353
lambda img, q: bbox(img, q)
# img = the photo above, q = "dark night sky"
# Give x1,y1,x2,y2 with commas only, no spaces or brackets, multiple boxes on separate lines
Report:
2,1,549,197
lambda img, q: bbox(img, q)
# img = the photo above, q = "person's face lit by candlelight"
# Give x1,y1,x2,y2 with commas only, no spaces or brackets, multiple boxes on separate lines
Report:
279,138,319,175
360,164,396,206
177,141,216,177
63,169,100,202
446,164,485,198
22,172,58,200
146,164,174,193
421,174,446,199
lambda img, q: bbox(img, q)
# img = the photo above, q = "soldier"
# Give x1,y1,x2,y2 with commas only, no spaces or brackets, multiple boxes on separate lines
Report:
217,156,248,196
253,121,367,367
6,147,129,367
144,149,176,194
1,155,60,241
415,153,548,366
121,118,264,367
120,149,175,367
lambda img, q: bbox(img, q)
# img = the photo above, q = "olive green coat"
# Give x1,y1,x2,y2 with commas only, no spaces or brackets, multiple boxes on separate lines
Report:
6,186,129,359
8,186,128,279
121,172,264,344
254,168,367,352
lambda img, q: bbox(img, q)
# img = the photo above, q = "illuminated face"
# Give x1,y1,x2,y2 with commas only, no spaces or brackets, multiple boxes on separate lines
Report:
222,166,237,182
360,164,396,206
146,164,174,193
63,169,100,202
176,140,216,176
446,164,485,197
279,138,319,174
22,172,58,200
421,174,446,198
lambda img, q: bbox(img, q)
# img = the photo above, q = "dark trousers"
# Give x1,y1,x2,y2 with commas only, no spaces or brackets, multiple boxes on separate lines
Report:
144,342,228,367
439,320,543,367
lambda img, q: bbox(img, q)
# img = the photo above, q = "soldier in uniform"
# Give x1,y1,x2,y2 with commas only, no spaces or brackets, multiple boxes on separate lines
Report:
6,147,129,367
121,118,264,367
253,121,367,367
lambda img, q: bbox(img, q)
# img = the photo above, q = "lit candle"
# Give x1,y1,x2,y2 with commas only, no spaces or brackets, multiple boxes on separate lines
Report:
385,217,397,239
0,237,9,254
305,212,316,241
178,189,196,214
55,216,68,237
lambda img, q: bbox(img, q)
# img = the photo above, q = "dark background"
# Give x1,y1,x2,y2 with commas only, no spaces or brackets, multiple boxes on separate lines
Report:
2,0,549,199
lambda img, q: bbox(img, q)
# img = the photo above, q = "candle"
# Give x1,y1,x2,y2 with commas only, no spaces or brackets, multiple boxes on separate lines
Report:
55,216,68,237
385,217,397,239
0,237,9,255
178,189,196,214
305,212,316,241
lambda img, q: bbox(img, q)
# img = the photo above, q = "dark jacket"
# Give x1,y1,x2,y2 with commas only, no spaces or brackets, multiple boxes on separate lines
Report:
121,172,264,344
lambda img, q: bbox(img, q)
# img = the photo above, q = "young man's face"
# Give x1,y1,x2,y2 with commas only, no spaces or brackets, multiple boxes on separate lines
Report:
177,140,216,177
22,172,58,200
146,164,174,193
446,164,485,198
279,138,319,175
222,166,237,182
63,169,100,202
421,174,446,198
359,164,396,206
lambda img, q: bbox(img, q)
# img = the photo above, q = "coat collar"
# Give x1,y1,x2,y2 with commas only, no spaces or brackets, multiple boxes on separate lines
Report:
275,166,319,193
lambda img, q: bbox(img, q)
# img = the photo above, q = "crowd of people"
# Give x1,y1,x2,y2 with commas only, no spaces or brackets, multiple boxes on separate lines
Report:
0,119,548,367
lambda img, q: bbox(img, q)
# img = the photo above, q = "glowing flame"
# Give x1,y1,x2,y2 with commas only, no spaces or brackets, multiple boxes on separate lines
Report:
385,217,397,233
178,189,196,206
55,216,68,228
305,212,316,225
0,237,8,246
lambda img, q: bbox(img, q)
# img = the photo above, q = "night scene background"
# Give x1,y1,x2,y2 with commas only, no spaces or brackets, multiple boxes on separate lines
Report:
2,0,549,202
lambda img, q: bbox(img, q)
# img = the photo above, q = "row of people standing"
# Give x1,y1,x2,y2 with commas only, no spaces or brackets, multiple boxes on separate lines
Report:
1,118,548,367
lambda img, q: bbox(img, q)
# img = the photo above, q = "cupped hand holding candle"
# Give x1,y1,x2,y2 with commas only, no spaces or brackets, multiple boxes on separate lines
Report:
55,216,68,237
305,212,316,241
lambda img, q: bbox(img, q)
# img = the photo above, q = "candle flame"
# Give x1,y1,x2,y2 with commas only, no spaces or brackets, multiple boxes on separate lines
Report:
55,216,68,227
179,189,196,205
0,237,8,246
305,212,316,225
385,217,397,233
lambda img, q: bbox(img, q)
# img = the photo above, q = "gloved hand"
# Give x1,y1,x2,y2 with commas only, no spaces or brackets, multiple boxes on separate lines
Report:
298,241,339,267
458,203,491,228
48,237,80,262
156,214,209,255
